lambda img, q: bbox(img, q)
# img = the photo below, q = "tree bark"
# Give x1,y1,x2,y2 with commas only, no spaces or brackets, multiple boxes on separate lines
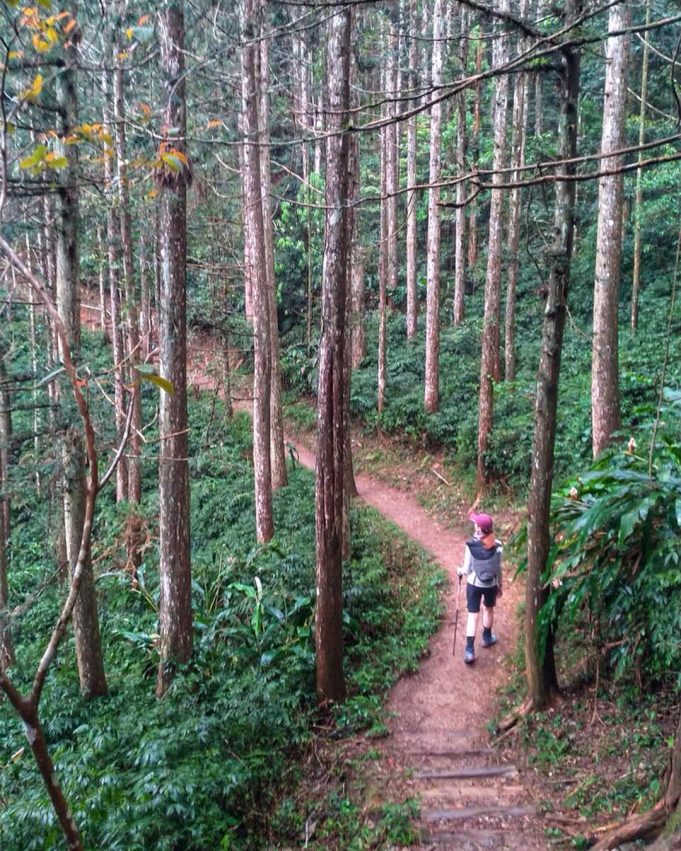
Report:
467,34,484,271
424,0,445,414
156,0,193,696
591,1,630,458
405,0,419,338
57,30,107,700
315,5,352,705
630,0,650,333
477,0,510,486
524,2,580,711
453,7,469,327
377,84,388,415
504,0,530,381
0,344,13,670
113,38,142,507
258,15,287,491
241,0,274,544
102,67,128,502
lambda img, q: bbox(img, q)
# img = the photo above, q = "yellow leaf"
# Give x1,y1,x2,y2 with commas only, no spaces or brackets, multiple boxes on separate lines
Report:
126,26,135,41
134,368,175,396
32,33,52,53
207,118,222,129
138,14,150,25
117,49,129,61
145,188,159,200
8,50,24,59
63,18,76,33
21,73,43,102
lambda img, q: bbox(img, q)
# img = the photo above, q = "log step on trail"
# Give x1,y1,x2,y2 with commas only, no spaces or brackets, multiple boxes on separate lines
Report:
414,764,518,781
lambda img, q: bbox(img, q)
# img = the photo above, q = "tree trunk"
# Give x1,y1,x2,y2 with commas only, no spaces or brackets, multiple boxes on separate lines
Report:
242,0,274,544
504,0,530,381
524,3,580,710
467,35,484,271
477,1,510,487
424,0,445,414
315,5,352,706
113,46,142,507
156,0,193,696
453,6,469,326
0,345,13,670
405,0,419,338
258,17,287,491
349,112,365,369
102,67,128,502
631,0,650,333
591,1,630,457
385,11,399,298
57,34,107,700
377,98,388,415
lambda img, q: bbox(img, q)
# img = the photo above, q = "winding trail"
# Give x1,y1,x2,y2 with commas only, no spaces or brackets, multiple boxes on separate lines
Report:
292,441,545,849
82,308,546,848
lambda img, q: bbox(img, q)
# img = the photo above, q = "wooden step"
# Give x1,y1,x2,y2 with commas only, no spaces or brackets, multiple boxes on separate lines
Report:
414,764,518,781
420,826,529,848
422,804,536,822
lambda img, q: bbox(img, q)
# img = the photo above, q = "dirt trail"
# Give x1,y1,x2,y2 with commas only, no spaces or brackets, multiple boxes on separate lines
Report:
82,308,545,848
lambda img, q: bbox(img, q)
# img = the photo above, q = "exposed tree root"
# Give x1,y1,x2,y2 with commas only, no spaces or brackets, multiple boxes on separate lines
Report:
497,696,535,733
589,801,667,850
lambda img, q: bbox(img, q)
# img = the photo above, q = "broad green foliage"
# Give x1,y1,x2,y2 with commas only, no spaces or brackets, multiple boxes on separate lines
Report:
537,429,681,687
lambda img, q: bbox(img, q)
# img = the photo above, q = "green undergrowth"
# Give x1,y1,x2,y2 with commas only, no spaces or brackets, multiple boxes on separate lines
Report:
0,395,445,850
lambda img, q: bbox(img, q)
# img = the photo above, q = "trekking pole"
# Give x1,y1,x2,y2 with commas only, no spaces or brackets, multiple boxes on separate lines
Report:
452,573,462,656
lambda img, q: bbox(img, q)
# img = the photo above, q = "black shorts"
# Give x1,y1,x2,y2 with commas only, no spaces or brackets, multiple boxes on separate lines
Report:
466,583,498,613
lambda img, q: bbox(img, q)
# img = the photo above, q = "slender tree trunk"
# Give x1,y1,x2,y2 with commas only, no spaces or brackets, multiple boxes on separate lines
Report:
0,345,13,670
477,2,510,486
534,0,546,138
504,0,530,380
57,31,107,699
467,35,484,271
96,225,108,338
241,0,274,544
349,87,365,369
258,18,287,490
591,1,630,457
631,0,651,333
156,0,193,696
377,91,388,414
102,68,128,502
113,48,142,506
385,11,399,298
315,5,352,705
525,5,580,710
453,6,469,326
424,0,445,414
405,0,419,338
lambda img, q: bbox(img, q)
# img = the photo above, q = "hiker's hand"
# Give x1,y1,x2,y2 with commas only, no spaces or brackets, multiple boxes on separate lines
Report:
497,587,503,598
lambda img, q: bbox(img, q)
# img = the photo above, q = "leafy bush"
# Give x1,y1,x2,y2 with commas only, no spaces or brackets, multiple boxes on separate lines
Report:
539,428,681,688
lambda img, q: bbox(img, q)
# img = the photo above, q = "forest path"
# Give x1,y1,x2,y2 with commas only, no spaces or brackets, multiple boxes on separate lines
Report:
81,309,546,848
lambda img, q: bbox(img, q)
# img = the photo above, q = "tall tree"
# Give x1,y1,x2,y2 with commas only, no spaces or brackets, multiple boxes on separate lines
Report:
405,0,419,338
258,11,287,491
241,0,274,543
477,0,510,487
630,0,651,333
524,1,580,712
453,6,469,327
315,4,352,705
424,0,445,414
504,0,530,380
0,342,13,670
56,25,107,700
156,0,193,696
591,0,631,457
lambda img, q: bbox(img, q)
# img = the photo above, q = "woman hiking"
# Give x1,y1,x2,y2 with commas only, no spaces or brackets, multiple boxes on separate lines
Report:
457,512,503,664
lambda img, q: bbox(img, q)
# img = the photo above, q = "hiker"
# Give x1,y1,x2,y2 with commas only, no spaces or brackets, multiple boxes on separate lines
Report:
457,512,503,665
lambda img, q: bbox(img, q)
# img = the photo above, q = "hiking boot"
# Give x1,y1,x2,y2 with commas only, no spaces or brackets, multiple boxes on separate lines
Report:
482,632,497,648
464,647,475,664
